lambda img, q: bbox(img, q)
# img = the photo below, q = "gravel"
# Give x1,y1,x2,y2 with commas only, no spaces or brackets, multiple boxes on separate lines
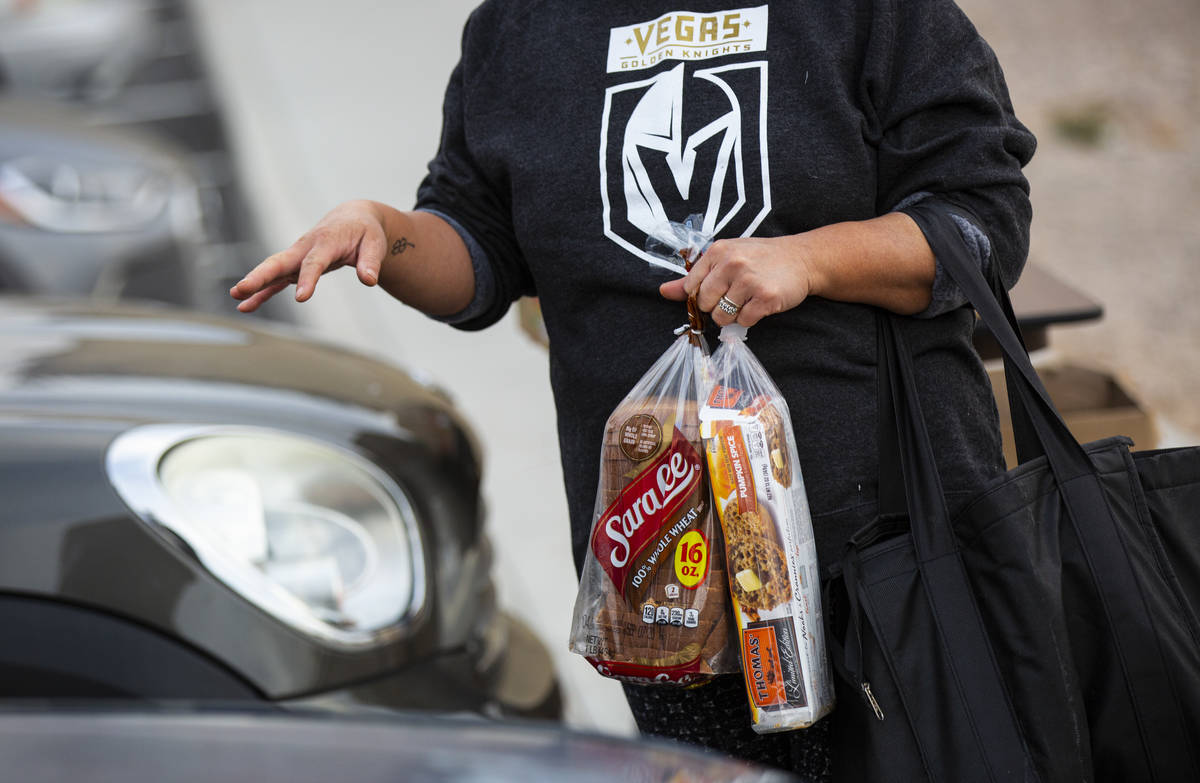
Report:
960,0,1200,441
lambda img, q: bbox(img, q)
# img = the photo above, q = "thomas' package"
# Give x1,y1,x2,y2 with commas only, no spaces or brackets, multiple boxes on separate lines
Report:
700,324,835,731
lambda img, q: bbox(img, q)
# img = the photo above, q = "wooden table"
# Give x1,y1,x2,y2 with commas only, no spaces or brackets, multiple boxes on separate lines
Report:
973,264,1103,359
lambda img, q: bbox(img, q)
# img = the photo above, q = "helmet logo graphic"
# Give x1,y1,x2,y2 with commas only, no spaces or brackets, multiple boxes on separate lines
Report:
600,61,771,264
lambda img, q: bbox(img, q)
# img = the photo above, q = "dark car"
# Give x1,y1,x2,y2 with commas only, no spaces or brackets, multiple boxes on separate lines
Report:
0,98,242,309
0,0,269,317
0,296,560,719
0,707,799,783
0,0,158,103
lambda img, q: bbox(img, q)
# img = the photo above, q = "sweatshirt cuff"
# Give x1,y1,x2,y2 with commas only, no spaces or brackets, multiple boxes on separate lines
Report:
414,208,498,325
892,193,992,319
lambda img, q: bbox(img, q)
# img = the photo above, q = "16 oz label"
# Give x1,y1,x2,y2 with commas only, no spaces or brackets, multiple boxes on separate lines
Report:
674,530,709,588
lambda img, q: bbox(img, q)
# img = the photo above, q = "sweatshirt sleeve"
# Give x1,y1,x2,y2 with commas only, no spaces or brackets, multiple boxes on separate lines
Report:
413,9,534,331
863,0,1036,316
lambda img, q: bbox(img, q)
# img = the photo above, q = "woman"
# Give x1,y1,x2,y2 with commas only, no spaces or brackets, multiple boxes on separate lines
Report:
232,0,1035,777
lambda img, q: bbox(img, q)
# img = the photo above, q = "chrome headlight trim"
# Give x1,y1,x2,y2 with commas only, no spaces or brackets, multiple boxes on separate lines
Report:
105,424,428,648
0,156,172,233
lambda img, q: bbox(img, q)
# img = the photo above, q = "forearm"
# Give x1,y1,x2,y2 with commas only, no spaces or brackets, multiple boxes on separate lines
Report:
367,203,475,316
800,211,935,316
232,199,478,315
664,211,936,326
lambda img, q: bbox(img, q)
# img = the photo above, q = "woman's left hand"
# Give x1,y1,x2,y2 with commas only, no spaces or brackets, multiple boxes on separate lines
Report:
658,235,818,327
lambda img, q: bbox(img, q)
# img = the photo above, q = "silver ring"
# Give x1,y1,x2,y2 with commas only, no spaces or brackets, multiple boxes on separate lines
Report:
716,296,741,316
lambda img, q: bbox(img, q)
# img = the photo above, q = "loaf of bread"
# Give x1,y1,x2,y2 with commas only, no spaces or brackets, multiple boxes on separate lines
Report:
570,390,737,685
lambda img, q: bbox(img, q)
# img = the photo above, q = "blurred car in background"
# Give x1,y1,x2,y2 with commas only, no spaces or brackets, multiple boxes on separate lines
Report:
0,0,158,102
0,707,799,783
0,296,561,720
0,0,271,316
0,97,216,306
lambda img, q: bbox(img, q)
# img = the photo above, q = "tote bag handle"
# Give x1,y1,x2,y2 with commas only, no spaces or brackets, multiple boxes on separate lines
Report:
868,312,1038,780
886,204,1193,774
901,204,1097,479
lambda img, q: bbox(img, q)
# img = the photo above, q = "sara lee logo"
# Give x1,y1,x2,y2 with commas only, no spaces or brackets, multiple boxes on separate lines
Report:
585,655,704,686
590,427,704,597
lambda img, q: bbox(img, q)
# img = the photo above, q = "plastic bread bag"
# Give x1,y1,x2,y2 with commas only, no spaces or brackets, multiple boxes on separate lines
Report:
700,324,835,731
568,220,738,685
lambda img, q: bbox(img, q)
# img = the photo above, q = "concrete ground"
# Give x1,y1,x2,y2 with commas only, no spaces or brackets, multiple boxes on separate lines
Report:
190,0,1198,736
959,0,1199,445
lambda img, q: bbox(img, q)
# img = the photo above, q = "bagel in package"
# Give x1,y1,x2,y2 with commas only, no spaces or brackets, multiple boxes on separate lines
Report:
568,330,738,685
700,324,835,731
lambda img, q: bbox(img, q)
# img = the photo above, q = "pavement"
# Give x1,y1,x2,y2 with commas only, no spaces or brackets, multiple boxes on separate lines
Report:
957,0,1199,446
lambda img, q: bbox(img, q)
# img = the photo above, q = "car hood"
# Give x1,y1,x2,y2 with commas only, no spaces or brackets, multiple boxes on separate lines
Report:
0,296,479,458
0,297,490,699
0,708,799,783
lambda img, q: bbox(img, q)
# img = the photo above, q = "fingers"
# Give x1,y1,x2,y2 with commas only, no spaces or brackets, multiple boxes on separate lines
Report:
230,242,308,301
711,277,756,328
661,268,758,326
235,280,289,313
734,296,775,328
658,278,688,301
355,225,388,287
665,238,803,329
231,208,383,308
680,247,717,300
294,241,343,301
693,241,744,314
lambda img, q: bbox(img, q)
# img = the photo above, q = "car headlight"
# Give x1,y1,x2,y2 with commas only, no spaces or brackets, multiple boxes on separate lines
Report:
0,155,171,233
106,425,427,647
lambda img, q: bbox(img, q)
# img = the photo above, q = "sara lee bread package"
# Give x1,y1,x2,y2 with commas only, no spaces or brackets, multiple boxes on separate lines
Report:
568,327,738,685
569,219,738,685
700,324,835,732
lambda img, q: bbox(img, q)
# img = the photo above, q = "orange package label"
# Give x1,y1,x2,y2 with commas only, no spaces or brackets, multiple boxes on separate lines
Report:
710,423,757,515
743,625,787,708
743,617,809,711
707,384,744,410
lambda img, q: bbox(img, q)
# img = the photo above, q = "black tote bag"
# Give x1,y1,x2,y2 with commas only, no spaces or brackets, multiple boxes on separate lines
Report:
824,217,1200,782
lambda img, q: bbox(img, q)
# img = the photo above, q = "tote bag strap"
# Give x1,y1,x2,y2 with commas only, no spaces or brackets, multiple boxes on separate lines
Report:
983,252,1042,465
902,204,1094,478
873,313,1037,781
877,207,1039,509
902,204,1195,778
875,322,906,518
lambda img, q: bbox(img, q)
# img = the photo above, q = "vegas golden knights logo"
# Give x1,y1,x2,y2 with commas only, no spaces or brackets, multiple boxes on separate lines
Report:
600,60,771,268
600,7,771,267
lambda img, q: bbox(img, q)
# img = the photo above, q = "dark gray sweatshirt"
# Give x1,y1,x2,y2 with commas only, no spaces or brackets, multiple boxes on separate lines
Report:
414,0,1036,572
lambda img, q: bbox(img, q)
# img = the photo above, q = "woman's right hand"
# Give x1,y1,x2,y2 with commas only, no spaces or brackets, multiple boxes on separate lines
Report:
230,200,389,313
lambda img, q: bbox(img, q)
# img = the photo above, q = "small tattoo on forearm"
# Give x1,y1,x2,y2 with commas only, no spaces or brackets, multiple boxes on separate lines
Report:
391,237,416,255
